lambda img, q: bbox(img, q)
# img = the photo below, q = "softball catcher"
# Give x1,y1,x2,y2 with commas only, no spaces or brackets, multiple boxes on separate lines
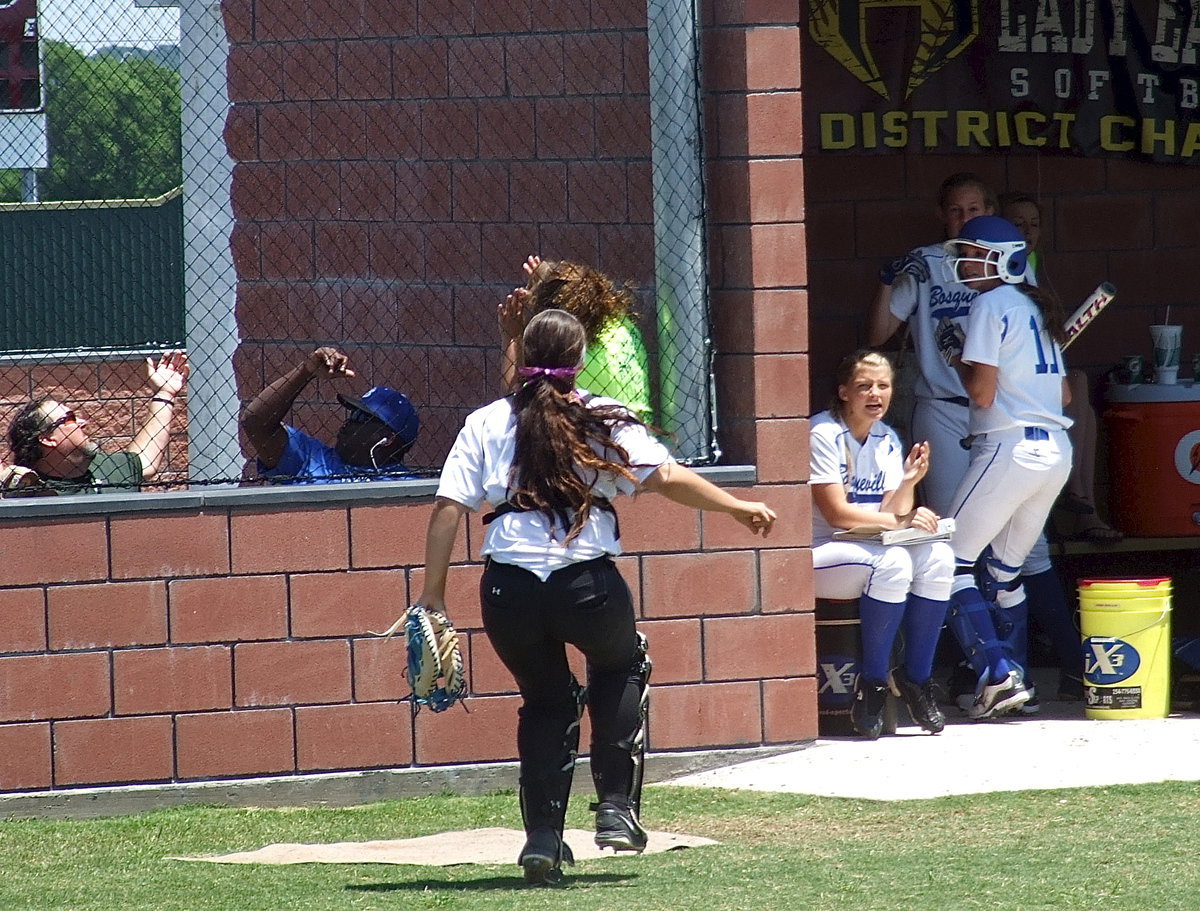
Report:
416,307,775,885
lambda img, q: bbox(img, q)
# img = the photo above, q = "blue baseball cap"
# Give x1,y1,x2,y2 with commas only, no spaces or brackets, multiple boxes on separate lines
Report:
338,387,419,446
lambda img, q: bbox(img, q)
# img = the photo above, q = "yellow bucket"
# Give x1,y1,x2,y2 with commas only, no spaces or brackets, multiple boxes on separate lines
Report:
1077,578,1172,720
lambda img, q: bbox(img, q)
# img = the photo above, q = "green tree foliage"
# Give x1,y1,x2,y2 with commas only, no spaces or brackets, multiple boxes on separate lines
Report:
0,40,181,202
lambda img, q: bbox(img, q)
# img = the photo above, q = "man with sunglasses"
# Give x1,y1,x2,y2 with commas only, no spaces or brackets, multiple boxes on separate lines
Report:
242,346,419,484
7,351,189,495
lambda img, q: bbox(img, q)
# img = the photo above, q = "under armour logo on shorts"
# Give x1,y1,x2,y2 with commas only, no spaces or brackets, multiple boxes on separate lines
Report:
491,587,502,596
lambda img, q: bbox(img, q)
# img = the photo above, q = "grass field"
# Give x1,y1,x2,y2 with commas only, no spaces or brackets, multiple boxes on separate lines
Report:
1,782,1197,910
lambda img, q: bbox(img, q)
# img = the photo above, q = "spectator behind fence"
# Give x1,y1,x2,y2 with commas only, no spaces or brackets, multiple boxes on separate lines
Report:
500,255,653,422
7,351,189,495
242,346,418,484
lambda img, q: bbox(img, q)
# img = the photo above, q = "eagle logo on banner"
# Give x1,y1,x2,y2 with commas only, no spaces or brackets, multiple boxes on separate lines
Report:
808,0,981,101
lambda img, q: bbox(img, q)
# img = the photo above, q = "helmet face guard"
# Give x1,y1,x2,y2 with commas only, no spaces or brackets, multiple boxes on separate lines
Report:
942,215,1028,285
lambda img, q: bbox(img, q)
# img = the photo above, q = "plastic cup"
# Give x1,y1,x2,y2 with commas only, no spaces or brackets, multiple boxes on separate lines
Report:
1150,325,1182,384
1124,354,1145,384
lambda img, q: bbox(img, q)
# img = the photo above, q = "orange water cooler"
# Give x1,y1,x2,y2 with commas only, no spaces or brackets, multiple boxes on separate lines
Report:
1104,382,1200,536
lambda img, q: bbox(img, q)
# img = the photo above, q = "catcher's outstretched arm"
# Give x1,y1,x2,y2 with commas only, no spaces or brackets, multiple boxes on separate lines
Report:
641,461,776,536
418,496,470,613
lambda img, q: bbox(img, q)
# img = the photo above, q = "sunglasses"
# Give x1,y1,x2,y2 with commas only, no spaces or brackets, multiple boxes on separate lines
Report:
43,410,80,433
343,407,382,426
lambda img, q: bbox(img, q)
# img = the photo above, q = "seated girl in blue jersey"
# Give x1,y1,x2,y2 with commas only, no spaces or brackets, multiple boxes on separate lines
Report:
939,215,1073,720
417,309,775,885
810,349,954,739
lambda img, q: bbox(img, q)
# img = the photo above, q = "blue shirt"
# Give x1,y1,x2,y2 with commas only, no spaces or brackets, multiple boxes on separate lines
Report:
259,426,415,484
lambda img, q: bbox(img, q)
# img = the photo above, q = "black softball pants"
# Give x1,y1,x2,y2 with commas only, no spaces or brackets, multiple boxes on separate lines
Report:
480,556,645,820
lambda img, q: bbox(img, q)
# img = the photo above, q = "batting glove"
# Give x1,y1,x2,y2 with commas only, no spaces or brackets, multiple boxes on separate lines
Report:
879,253,930,287
935,318,965,366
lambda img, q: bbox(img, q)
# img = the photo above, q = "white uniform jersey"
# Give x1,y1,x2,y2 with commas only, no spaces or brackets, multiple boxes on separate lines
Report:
809,410,904,545
890,243,1041,403
888,242,978,401
961,284,1073,436
436,393,672,581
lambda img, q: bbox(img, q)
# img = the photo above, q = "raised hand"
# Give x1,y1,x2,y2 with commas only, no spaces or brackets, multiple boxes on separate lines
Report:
902,440,931,485
880,252,930,287
521,254,542,278
146,350,190,397
304,346,354,379
498,287,529,342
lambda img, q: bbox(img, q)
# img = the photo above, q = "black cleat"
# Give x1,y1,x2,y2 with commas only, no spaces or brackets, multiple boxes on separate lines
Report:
851,678,889,739
518,827,573,885
594,802,648,853
891,668,946,734
967,670,1031,720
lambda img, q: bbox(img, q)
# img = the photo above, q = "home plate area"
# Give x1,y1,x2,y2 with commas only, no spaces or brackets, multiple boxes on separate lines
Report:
172,827,718,867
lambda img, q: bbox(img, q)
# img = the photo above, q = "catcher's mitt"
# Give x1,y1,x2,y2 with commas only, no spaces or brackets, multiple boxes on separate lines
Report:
379,605,466,713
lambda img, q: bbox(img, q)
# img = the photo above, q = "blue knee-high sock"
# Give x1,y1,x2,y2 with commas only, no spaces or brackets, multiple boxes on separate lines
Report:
902,595,949,683
1021,568,1082,675
858,594,905,683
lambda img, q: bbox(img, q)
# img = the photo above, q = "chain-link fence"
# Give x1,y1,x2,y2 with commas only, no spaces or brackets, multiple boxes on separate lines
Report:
0,0,716,492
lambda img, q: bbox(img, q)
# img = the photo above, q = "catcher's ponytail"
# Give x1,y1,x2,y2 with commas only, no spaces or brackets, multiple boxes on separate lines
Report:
509,310,641,543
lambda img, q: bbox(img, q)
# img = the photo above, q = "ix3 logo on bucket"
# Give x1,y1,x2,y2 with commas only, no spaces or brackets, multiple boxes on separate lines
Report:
818,656,858,705
807,0,981,101
1083,636,1141,685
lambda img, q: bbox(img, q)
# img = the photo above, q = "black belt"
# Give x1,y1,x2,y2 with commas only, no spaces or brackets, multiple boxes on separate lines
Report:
483,498,620,539
936,395,971,407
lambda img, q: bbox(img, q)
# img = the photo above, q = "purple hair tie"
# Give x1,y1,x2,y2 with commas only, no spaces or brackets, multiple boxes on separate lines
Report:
518,365,581,382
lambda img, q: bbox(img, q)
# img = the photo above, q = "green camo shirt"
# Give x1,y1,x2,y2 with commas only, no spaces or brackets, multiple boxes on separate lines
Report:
43,451,144,495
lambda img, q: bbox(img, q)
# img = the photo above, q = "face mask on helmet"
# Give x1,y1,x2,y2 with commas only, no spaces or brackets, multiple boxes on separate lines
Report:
942,215,1028,285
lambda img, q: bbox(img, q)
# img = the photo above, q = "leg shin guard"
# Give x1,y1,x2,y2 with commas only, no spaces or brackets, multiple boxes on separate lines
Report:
993,595,1029,674
518,675,587,838
947,585,1008,684
590,632,651,815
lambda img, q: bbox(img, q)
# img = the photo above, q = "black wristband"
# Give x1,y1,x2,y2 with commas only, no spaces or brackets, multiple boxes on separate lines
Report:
150,396,175,406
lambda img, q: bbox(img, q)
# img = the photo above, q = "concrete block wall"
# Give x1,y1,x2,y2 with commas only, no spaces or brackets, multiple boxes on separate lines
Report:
220,0,658,467
0,487,811,792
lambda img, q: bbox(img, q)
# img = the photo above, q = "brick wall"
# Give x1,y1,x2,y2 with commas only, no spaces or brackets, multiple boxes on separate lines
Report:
0,488,812,792
221,0,658,467
0,1,816,796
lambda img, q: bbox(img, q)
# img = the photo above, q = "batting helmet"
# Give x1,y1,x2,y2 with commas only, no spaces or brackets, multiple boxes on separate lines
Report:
943,215,1028,285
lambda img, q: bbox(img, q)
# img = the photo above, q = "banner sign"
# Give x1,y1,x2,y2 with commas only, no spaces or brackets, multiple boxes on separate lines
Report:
0,0,41,112
803,1,1200,164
